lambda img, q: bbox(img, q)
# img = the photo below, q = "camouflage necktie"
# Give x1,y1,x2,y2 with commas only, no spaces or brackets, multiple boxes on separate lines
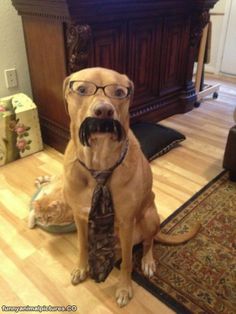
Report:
78,140,128,282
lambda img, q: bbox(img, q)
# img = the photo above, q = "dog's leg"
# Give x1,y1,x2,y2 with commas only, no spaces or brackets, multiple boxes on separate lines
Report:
139,205,159,278
141,238,156,278
116,221,134,307
71,214,89,285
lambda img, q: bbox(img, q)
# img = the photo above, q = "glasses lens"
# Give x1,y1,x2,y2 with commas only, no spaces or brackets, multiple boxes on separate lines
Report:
104,85,129,99
71,81,96,96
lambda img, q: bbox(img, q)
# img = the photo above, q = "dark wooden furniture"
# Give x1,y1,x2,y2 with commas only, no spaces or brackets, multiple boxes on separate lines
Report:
12,0,218,153
223,125,236,181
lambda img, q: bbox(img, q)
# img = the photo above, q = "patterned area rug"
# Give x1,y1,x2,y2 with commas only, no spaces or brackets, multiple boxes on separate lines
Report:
132,171,236,314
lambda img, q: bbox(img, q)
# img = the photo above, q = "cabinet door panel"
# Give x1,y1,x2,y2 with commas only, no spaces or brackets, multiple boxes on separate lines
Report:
90,22,126,73
128,19,162,107
23,18,68,128
159,17,190,96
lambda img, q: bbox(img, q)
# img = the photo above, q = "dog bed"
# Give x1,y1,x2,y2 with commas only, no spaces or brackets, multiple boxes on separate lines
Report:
131,122,185,161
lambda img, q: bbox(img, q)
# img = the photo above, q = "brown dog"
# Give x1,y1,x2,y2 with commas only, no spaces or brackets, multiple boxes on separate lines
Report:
63,67,200,307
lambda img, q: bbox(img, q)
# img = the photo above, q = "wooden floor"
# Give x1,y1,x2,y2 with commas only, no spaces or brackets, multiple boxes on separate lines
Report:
0,76,235,314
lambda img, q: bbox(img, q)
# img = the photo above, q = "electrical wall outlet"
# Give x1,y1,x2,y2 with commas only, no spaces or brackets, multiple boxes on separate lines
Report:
4,68,18,88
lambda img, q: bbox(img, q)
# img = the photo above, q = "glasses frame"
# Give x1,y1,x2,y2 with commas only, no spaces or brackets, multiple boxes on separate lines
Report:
69,80,132,99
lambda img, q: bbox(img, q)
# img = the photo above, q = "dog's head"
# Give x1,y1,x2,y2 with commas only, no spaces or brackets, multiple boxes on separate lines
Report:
63,67,134,147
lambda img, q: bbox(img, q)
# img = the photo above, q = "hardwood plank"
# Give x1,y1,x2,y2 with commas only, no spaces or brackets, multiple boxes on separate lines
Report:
0,274,23,305
0,246,51,305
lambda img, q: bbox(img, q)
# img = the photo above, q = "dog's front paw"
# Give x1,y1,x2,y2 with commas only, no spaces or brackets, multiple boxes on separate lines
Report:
115,285,133,307
71,267,88,285
141,257,156,278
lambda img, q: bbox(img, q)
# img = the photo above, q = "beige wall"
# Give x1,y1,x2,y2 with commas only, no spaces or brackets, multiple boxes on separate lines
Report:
206,0,235,75
206,0,227,73
220,0,236,75
0,0,32,98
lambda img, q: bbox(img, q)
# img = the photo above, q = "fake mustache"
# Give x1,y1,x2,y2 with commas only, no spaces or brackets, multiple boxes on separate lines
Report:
79,117,125,146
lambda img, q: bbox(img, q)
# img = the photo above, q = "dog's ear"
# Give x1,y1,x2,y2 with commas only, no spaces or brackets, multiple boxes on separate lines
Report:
128,79,134,105
62,75,71,115
129,80,134,94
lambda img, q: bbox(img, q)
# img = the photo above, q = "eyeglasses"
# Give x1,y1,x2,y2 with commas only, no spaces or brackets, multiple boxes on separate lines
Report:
69,80,131,100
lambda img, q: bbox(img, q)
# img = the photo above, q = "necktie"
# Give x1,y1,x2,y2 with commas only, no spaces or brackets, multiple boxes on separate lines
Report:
78,140,128,282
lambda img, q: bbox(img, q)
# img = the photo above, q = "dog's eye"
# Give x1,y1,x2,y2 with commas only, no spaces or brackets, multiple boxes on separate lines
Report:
114,88,126,98
106,85,128,99
77,85,87,95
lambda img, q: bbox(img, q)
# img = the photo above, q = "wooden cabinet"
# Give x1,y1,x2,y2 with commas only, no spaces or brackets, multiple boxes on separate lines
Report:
160,18,189,96
12,0,218,153
90,22,127,72
128,19,162,108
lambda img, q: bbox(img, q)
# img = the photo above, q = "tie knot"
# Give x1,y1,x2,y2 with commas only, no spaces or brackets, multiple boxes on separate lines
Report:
91,170,113,185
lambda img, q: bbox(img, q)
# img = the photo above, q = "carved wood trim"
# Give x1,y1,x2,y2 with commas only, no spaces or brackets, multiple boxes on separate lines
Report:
179,81,197,111
130,97,176,119
65,24,92,74
16,11,68,21
12,0,218,23
190,10,210,47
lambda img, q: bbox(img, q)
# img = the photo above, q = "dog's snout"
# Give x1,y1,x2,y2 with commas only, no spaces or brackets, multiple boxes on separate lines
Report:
93,103,114,119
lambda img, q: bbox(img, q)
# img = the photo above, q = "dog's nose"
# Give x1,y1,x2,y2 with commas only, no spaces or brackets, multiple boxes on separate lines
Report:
93,103,114,119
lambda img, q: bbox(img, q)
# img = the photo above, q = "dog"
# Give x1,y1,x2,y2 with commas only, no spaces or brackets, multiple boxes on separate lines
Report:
63,67,200,307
